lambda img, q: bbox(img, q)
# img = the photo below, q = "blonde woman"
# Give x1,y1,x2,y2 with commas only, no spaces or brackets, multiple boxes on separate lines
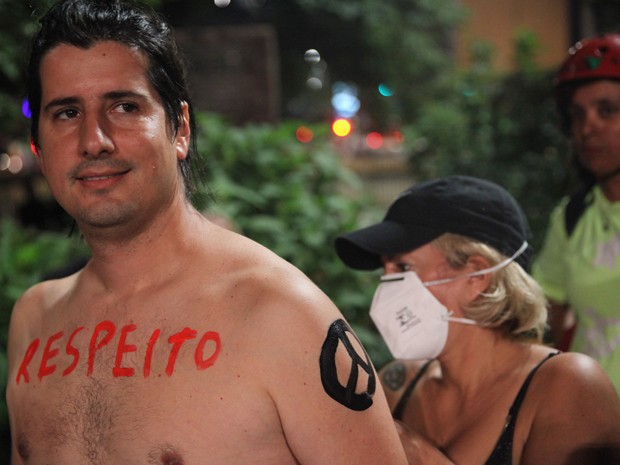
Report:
335,175,620,465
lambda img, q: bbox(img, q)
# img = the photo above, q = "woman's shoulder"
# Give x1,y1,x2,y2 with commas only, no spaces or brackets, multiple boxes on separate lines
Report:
518,349,620,462
525,347,619,424
531,347,613,389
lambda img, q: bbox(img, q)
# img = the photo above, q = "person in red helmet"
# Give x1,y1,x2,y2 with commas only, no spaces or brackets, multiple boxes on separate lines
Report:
532,34,620,392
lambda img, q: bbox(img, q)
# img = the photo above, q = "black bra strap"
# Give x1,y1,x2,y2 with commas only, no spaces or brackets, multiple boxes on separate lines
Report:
392,360,433,421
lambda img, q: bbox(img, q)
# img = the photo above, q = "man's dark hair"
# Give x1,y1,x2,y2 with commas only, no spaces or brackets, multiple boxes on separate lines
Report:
27,0,200,199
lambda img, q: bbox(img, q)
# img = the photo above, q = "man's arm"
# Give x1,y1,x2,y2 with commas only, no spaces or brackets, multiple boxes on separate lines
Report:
260,283,408,465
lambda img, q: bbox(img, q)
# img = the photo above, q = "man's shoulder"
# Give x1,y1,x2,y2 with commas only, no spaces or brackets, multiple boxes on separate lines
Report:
10,276,76,330
213,230,327,301
194,228,339,326
14,276,69,312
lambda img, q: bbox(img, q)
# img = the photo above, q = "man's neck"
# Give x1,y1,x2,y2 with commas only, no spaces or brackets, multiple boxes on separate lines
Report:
79,200,204,294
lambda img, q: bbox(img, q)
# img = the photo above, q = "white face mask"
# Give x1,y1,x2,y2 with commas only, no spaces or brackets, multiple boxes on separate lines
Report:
369,241,528,360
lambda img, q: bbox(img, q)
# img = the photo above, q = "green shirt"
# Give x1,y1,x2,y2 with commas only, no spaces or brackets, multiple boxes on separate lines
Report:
533,185,620,392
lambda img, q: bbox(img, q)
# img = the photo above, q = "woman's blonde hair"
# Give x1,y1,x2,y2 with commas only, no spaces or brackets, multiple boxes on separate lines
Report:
432,233,547,342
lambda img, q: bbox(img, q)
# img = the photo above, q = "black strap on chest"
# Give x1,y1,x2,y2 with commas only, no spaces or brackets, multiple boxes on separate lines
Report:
564,186,593,237
392,360,433,421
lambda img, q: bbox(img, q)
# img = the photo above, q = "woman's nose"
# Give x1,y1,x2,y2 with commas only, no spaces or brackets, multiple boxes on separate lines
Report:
381,257,399,274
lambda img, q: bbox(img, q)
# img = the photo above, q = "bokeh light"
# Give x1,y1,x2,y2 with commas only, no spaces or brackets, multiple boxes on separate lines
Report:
306,77,323,90
378,83,394,97
295,126,314,143
331,82,360,118
0,153,10,171
332,118,352,137
304,49,321,64
365,132,384,149
22,99,32,118
7,155,23,174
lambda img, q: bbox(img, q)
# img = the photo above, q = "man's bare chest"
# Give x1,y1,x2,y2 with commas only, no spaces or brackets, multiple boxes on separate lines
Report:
8,309,293,465
14,314,222,385
10,371,290,465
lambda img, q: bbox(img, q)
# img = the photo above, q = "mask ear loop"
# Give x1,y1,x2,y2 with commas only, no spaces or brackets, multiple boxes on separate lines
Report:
422,241,529,287
444,312,480,325
431,241,529,328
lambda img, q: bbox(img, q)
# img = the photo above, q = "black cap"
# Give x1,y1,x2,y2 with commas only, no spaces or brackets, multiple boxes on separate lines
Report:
335,175,531,270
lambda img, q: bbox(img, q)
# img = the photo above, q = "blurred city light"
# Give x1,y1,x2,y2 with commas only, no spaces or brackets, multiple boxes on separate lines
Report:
306,77,323,90
22,99,31,118
295,125,314,143
0,153,9,171
331,82,360,118
304,49,321,64
7,155,23,174
365,132,384,149
332,118,352,137
378,83,394,97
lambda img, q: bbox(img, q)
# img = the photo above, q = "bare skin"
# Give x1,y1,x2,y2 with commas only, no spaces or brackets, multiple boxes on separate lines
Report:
378,244,620,465
6,42,408,465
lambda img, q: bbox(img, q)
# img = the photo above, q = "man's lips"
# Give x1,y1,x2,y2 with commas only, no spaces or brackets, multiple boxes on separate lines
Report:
70,159,134,181
76,170,130,181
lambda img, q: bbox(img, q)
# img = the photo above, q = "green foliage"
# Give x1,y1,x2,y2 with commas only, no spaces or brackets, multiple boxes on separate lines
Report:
362,0,466,119
0,218,88,459
404,33,574,253
0,0,55,141
194,114,391,365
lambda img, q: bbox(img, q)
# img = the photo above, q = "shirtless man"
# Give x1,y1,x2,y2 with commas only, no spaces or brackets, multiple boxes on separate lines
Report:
5,1,408,464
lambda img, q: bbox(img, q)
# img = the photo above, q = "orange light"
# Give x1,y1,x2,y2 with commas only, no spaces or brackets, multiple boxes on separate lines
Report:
332,118,352,137
296,126,314,143
365,132,384,149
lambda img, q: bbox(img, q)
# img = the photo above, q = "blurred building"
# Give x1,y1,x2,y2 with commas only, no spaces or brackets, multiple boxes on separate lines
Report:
456,0,568,70
456,0,617,71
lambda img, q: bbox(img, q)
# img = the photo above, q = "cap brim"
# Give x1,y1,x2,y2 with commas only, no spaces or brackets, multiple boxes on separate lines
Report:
334,221,440,270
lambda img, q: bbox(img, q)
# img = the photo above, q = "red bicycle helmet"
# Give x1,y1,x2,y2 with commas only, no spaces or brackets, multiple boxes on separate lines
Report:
555,34,620,87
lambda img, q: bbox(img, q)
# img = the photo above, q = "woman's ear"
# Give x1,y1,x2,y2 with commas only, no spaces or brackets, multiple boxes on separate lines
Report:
175,101,191,161
463,255,493,299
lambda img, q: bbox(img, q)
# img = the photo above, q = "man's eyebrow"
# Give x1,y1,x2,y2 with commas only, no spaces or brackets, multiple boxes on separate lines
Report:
43,96,80,113
103,90,148,101
42,90,148,113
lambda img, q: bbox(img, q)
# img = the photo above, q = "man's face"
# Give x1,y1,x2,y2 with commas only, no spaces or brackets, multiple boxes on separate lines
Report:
569,79,620,180
36,41,190,232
